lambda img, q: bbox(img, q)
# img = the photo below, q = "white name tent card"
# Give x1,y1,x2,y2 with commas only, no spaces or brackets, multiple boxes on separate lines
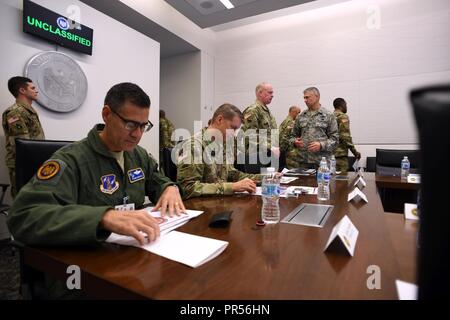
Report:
354,176,366,190
396,280,418,300
348,188,368,203
404,203,419,220
324,215,359,256
407,174,421,184
352,160,360,173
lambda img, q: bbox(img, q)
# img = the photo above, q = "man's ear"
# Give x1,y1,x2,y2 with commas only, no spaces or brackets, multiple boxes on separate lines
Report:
102,105,111,122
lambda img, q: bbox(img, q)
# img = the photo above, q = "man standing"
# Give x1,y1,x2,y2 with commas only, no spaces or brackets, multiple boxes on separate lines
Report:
177,103,261,199
279,105,301,169
8,82,185,247
241,82,279,165
159,109,175,149
291,87,338,169
2,76,45,197
333,98,361,173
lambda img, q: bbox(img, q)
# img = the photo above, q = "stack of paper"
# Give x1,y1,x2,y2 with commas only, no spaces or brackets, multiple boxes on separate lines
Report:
106,209,229,268
145,207,203,235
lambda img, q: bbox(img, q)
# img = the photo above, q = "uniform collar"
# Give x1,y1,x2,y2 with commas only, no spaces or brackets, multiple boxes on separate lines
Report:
334,109,344,115
255,100,270,112
15,100,37,114
88,124,123,158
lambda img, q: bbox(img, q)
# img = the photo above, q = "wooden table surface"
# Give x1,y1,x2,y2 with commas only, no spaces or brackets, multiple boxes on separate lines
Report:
23,173,418,299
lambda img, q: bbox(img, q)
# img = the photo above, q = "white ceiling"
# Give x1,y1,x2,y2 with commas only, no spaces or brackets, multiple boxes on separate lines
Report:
164,0,317,28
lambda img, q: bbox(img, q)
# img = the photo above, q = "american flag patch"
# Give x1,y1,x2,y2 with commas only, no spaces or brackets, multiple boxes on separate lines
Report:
7,116,19,124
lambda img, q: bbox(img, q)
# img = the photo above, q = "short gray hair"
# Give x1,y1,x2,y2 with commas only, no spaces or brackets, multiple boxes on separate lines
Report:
303,87,320,97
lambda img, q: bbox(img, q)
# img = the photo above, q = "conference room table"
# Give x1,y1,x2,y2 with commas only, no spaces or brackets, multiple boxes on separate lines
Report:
375,174,420,213
22,173,418,299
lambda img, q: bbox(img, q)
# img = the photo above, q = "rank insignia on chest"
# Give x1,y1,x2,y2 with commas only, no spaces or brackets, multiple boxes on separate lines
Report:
128,168,145,183
100,174,120,194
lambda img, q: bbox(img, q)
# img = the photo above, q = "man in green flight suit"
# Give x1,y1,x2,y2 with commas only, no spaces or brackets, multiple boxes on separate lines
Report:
333,98,361,173
279,105,301,169
241,82,279,168
8,82,185,247
2,76,45,197
177,103,261,199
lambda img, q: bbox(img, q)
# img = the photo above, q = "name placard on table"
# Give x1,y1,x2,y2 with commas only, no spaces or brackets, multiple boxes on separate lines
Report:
324,215,359,256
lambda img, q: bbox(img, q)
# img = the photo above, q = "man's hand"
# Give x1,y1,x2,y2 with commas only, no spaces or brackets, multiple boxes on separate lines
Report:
270,146,280,158
294,138,304,149
232,178,257,193
307,141,321,153
100,209,160,246
355,151,361,160
152,185,185,217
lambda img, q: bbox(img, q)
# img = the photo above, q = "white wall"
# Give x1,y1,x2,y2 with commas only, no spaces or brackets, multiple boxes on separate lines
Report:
0,0,160,203
160,51,201,135
213,0,450,158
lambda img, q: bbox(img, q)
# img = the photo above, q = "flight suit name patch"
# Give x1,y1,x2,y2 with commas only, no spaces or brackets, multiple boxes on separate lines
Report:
127,168,145,183
100,174,119,194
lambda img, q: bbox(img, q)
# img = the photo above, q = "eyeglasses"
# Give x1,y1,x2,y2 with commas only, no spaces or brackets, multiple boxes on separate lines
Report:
111,109,153,132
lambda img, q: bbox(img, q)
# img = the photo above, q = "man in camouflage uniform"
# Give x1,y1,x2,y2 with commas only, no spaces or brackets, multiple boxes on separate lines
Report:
279,105,301,169
177,103,261,199
159,109,175,173
159,109,175,149
241,82,279,167
333,98,361,174
2,76,45,197
290,87,338,169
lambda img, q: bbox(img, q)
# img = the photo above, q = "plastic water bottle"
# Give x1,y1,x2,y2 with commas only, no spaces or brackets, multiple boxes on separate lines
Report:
329,155,336,175
261,167,280,224
317,157,331,201
401,156,410,180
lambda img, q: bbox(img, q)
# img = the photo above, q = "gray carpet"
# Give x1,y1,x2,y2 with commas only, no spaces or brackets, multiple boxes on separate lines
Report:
0,245,22,300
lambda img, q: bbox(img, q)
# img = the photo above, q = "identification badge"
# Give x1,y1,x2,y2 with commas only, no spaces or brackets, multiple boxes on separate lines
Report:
128,168,145,183
115,203,135,211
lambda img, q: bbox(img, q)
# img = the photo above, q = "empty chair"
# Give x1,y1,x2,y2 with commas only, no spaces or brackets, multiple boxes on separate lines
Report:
365,156,376,172
375,148,420,176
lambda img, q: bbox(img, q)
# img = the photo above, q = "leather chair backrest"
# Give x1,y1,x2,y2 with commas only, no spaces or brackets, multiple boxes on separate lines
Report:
15,138,73,192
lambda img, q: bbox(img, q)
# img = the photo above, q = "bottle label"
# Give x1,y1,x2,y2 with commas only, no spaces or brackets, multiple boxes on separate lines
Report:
323,172,331,182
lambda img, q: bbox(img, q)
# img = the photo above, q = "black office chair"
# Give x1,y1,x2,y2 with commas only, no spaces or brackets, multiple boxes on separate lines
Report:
13,138,72,299
0,183,11,244
161,147,177,182
365,157,376,172
411,84,450,299
375,148,420,176
15,138,73,192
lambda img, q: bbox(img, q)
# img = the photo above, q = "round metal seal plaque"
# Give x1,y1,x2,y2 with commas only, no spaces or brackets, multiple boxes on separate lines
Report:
25,51,87,113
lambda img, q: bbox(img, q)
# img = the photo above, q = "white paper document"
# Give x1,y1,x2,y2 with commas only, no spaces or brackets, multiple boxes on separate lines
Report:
324,215,359,256
396,280,418,300
107,231,228,268
143,231,228,268
145,207,204,235
404,203,419,220
348,187,368,203
280,176,298,184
